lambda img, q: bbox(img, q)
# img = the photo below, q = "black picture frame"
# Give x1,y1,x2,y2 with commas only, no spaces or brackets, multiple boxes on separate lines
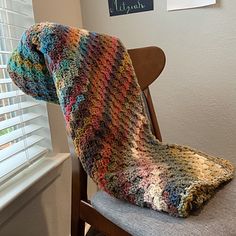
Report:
108,0,154,16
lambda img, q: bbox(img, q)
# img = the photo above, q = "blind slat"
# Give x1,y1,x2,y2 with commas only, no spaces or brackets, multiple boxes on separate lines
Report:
0,101,39,115
0,124,41,146
0,90,25,99
0,135,45,162
0,22,28,30
0,113,41,131
0,79,13,84
0,7,33,18
0,36,20,41
0,0,51,184
0,50,12,54
0,145,48,182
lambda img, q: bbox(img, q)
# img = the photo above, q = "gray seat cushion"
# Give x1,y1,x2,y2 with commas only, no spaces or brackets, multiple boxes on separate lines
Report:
91,177,236,236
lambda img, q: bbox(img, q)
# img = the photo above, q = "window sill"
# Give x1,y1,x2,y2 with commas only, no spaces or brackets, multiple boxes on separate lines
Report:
0,153,70,225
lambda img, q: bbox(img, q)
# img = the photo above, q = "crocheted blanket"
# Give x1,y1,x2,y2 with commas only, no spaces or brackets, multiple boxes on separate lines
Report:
7,23,234,217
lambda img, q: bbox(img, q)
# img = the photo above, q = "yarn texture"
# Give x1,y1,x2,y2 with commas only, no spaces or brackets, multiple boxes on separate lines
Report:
7,22,234,217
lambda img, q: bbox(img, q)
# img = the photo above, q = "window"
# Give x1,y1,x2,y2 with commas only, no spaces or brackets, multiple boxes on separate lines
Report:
0,0,52,184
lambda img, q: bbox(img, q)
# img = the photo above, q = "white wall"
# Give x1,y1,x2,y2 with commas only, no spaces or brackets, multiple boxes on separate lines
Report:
0,157,71,236
81,0,236,163
32,0,84,153
32,0,83,27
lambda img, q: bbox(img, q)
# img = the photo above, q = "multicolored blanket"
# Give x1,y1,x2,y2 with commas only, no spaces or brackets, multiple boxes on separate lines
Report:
7,22,234,217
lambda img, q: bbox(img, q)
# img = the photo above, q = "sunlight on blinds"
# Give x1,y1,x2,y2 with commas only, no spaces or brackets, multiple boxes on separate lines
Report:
0,0,52,184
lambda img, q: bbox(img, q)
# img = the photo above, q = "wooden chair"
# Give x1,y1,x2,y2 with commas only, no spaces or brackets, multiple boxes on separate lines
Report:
70,46,166,236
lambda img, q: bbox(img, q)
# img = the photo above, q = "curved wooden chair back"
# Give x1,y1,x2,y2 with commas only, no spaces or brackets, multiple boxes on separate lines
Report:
128,46,166,90
71,46,166,236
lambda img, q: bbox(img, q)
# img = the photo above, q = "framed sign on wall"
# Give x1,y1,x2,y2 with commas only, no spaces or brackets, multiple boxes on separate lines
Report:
108,0,154,16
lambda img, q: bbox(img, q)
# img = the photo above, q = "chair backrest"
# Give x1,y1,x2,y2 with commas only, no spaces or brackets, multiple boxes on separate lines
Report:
129,46,165,141
71,46,166,235
128,46,165,90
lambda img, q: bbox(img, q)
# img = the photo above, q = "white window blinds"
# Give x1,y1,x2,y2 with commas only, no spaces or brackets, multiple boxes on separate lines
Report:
0,0,52,184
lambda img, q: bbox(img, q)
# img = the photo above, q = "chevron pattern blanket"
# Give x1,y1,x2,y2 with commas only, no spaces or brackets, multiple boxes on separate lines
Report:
7,22,234,217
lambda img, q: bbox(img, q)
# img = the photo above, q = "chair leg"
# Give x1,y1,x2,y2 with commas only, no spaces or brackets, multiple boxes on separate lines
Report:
71,155,88,236
71,216,85,236
86,227,105,236
78,218,85,236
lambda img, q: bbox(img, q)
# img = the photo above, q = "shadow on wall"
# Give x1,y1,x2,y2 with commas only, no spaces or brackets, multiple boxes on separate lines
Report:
0,161,71,236
0,185,50,236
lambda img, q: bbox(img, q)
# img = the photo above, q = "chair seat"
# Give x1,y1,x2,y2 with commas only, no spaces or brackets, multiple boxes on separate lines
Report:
91,177,236,236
